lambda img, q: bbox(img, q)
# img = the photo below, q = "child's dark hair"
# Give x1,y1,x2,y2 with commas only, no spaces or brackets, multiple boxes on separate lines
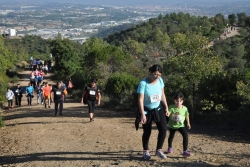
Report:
173,92,185,100
149,64,162,73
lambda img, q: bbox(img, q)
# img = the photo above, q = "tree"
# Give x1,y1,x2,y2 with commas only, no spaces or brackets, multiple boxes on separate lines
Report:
0,36,10,104
237,12,247,27
228,14,237,26
50,35,81,80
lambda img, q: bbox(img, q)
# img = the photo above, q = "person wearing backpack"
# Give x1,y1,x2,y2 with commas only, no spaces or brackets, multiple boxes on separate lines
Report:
81,78,101,122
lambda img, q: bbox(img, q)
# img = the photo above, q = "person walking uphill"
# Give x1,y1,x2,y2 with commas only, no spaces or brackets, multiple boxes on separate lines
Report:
6,87,14,109
51,81,67,116
81,78,101,122
137,64,170,160
26,83,34,105
14,84,24,107
167,92,191,157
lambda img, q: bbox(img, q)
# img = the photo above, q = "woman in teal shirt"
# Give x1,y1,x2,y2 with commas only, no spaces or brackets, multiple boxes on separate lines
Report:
137,64,170,160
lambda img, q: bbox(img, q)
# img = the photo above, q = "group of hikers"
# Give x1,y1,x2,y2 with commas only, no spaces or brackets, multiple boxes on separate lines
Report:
6,70,100,120
6,62,191,160
29,56,52,72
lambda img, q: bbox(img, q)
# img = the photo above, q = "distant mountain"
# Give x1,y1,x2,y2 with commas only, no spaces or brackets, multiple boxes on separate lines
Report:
0,0,248,6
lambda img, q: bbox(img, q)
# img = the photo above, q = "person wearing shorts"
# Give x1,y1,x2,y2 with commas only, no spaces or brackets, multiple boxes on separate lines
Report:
81,78,101,122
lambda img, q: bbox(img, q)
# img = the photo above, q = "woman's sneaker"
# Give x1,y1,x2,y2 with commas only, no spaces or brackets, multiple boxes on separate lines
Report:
167,147,173,154
183,150,191,157
143,150,151,160
155,149,167,159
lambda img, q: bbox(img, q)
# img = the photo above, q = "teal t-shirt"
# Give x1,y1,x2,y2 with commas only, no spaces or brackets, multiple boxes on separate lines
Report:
137,77,164,114
168,105,189,129
26,86,34,94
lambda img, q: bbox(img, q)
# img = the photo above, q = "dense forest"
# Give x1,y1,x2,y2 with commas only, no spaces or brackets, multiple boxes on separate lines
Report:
1,12,250,133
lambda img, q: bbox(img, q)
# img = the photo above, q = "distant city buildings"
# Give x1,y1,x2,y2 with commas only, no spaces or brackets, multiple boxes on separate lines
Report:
0,2,249,42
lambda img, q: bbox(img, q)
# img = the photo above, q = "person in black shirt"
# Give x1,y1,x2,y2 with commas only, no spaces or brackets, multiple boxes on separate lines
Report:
81,78,101,122
51,81,66,116
14,84,24,107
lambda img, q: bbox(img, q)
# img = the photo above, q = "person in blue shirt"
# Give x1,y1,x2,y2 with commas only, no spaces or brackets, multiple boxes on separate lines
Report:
26,82,34,105
36,73,43,85
137,64,170,160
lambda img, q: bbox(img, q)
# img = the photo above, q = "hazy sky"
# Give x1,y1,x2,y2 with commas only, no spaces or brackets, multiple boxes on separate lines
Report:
2,0,248,5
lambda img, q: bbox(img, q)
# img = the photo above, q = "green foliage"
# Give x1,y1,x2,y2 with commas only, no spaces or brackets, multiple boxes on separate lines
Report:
4,35,51,61
50,35,82,80
105,12,224,47
0,36,11,72
82,37,131,79
237,12,247,27
0,72,9,102
197,71,245,112
105,72,139,109
228,14,237,25
0,36,11,104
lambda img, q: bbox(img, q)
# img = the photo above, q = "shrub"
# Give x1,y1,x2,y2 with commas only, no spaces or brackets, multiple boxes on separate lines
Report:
105,72,139,110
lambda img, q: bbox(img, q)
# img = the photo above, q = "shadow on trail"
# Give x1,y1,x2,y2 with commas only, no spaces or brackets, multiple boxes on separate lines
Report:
2,103,134,122
0,151,230,167
3,101,250,144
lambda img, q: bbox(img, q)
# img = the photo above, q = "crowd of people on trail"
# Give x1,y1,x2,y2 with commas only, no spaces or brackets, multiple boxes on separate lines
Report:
29,56,52,73
6,62,192,160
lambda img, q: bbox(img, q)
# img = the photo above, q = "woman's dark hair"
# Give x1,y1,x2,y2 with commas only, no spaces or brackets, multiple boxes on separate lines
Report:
173,92,185,100
149,64,162,73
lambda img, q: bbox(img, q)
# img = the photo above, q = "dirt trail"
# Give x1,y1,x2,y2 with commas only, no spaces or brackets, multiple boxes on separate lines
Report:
209,27,240,47
0,68,250,167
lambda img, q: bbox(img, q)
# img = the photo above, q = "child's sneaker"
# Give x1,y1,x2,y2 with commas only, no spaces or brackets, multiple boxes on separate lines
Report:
167,147,173,154
143,150,151,160
183,150,191,157
155,149,167,159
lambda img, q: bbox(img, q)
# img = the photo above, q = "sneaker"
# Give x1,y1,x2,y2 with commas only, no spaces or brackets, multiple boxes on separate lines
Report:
167,148,173,154
155,149,167,159
143,150,151,160
183,150,191,157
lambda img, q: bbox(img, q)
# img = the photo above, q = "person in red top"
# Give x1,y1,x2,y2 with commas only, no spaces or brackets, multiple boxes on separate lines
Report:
42,82,51,108
39,70,44,80
34,69,39,78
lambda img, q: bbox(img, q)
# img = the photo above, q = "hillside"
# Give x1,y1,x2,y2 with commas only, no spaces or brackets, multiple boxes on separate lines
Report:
0,67,250,167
